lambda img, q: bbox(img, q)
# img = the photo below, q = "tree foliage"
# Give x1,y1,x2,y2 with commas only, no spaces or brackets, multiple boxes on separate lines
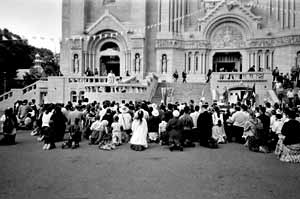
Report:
0,28,60,94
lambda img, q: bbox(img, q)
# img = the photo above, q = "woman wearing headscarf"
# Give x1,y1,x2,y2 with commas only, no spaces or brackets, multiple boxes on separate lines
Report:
130,110,148,151
167,110,183,151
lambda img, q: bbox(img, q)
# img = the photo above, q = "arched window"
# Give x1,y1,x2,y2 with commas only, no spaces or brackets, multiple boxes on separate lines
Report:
70,91,77,103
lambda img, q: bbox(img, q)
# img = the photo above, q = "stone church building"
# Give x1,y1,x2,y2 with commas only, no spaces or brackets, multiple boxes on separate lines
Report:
60,0,300,81
1,0,300,109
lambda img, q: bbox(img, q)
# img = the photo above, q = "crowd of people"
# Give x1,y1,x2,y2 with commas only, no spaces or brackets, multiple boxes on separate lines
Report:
1,97,300,163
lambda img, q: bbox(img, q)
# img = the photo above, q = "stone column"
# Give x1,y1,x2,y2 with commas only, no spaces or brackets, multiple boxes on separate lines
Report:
89,53,93,74
270,50,274,70
249,52,252,68
204,52,207,74
190,52,195,74
174,0,178,33
82,52,86,75
262,50,266,71
85,52,89,74
253,52,256,69
255,52,259,71
170,0,174,32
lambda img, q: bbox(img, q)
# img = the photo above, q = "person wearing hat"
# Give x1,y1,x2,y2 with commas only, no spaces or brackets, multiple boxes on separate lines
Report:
166,110,183,151
148,109,161,143
118,105,132,142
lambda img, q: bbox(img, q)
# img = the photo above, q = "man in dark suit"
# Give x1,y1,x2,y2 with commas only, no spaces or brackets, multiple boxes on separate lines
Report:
197,104,213,147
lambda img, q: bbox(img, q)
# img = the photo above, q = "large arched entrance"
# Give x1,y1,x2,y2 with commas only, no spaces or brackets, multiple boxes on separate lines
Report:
99,42,120,76
213,52,242,72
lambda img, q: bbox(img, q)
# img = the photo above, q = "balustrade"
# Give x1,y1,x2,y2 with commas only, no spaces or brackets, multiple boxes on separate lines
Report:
85,84,147,94
0,91,13,102
68,76,121,84
214,72,270,82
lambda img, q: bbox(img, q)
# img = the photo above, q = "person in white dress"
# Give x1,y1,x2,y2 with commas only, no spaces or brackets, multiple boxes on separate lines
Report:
130,110,148,151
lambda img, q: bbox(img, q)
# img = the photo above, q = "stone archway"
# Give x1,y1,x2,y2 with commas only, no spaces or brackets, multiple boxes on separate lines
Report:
213,52,242,72
86,30,128,76
98,41,121,76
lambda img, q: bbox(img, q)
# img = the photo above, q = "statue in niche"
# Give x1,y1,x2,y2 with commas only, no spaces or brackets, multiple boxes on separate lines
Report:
162,54,167,73
134,53,141,72
73,54,80,74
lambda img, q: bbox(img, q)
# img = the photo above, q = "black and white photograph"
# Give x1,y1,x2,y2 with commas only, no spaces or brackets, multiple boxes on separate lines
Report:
1,0,300,198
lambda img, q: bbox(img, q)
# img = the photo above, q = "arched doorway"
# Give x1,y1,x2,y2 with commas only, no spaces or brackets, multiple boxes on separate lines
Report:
213,52,242,72
99,42,120,76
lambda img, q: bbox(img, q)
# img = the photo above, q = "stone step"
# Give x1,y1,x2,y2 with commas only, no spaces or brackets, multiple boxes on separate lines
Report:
151,82,212,104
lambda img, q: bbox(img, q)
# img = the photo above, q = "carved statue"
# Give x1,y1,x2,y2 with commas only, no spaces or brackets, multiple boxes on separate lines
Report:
162,54,167,73
73,54,80,73
135,54,141,72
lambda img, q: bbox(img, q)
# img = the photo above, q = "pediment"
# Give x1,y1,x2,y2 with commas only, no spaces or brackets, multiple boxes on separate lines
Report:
86,9,126,35
198,0,263,38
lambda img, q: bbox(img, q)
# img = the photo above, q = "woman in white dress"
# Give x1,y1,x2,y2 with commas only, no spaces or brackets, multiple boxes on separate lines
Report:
130,110,148,151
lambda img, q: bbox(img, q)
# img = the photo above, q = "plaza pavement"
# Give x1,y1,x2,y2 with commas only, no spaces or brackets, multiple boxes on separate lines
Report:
0,130,300,199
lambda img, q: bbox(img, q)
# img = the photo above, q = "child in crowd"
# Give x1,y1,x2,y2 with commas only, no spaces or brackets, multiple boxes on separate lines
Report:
62,118,81,149
158,116,168,145
111,115,123,146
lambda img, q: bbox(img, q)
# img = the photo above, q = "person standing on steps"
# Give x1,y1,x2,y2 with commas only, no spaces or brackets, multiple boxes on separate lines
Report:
182,70,187,83
206,69,212,83
173,70,179,82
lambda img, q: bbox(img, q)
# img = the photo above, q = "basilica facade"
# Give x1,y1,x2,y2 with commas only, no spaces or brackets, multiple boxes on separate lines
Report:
60,0,300,81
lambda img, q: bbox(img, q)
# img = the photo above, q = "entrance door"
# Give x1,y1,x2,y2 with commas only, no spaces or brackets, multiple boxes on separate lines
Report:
213,52,242,72
100,56,120,76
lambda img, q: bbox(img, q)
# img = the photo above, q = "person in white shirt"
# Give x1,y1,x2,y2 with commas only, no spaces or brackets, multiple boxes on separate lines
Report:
190,105,200,142
227,105,249,143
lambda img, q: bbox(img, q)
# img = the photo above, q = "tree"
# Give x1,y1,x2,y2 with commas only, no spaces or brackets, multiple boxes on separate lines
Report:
0,28,61,94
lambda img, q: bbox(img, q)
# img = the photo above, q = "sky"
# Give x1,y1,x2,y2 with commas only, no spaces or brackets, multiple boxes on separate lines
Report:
0,0,62,53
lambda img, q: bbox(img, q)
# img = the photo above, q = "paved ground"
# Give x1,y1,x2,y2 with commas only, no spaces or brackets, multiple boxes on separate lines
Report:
0,131,300,199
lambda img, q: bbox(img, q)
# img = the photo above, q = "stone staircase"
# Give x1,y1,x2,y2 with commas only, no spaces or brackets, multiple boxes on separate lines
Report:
0,80,48,111
151,82,212,104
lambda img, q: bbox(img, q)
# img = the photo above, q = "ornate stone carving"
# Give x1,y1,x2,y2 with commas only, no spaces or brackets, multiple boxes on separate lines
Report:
248,35,300,48
155,39,209,49
71,39,82,50
156,35,300,50
211,25,245,49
